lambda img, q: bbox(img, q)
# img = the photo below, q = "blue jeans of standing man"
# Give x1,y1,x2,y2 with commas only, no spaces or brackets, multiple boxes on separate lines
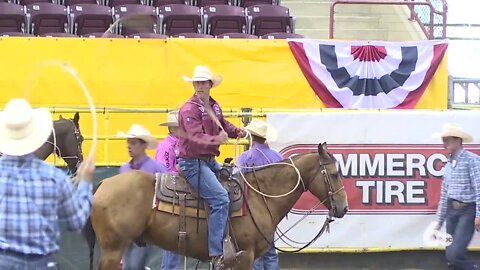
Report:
253,242,280,270
178,157,229,257
445,199,477,270
161,250,182,270
0,251,57,270
123,244,154,270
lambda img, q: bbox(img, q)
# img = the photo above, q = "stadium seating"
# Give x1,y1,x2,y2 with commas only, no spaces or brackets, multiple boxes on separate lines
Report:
69,4,113,35
0,3,25,34
152,0,186,7
202,4,246,35
217,32,257,38
40,32,77,36
173,32,212,38
113,4,158,35
1,31,33,36
246,4,291,36
238,0,275,8
195,0,229,7
158,4,201,35
26,3,68,35
261,32,303,39
0,0,297,38
128,32,167,38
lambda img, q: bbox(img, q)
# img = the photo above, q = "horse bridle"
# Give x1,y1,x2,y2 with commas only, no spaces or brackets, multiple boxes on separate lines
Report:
63,119,83,173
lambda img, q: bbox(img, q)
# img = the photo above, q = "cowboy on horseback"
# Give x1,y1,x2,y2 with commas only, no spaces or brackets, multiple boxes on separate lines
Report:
177,66,247,269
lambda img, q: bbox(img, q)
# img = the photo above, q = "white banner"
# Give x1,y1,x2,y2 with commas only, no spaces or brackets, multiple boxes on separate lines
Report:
268,110,480,250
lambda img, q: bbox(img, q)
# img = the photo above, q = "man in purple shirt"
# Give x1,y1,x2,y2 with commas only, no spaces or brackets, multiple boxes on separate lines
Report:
118,124,168,270
155,111,182,269
177,66,246,269
236,119,283,270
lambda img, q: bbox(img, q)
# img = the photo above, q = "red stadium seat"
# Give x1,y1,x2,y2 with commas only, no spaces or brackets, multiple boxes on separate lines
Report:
261,32,303,39
152,0,186,8
217,32,257,38
0,3,25,34
63,0,98,6
40,32,77,36
107,0,142,7
202,4,246,36
195,0,229,7
26,3,68,35
1,31,33,36
128,32,168,38
69,4,113,36
158,4,201,36
113,4,159,35
246,4,291,36
173,32,212,38
86,32,124,37
20,0,52,6
238,0,275,8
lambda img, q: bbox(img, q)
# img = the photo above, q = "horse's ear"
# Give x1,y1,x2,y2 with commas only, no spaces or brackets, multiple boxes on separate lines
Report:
59,115,64,120
73,112,80,124
317,142,328,155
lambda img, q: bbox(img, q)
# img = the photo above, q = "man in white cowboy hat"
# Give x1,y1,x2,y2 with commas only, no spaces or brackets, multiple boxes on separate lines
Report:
236,118,283,270
177,65,247,269
433,123,480,270
0,98,95,269
154,111,182,269
117,124,168,270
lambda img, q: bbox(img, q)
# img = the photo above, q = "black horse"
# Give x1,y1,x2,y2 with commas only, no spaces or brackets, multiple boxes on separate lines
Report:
34,112,84,174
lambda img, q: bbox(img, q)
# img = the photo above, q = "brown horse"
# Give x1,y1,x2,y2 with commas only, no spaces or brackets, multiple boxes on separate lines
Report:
34,112,84,174
85,142,348,270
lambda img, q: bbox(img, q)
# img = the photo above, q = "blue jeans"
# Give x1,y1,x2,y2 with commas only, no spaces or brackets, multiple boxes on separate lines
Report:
0,251,57,269
178,157,229,257
445,200,477,270
161,250,182,270
123,243,154,270
253,242,280,270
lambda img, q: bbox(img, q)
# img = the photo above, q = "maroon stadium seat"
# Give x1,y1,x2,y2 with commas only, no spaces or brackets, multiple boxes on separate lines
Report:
261,32,303,39
238,0,275,8
128,32,168,38
202,4,246,36
0,3,25,34
40,32,77,36
246,4,291,36
195,0,229,7
69,4,113,36
217,32,257,38
20,0,52,6
63,0,97,6
107,0,142,7
173,32,212,38
113,4,159,35
86,32,124,37
26,3,68,35
152,0,186,7
158,4,201,36
1,31,33,36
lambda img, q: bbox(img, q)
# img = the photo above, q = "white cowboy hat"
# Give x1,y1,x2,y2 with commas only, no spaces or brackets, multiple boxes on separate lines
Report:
245,119,278,142
117,124,158,149
159,110,179,127
432,123,473,143
182,65,222,88
0,98,52,156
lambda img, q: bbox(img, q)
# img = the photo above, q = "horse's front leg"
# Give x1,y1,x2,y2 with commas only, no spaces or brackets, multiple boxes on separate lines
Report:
235,250,255,270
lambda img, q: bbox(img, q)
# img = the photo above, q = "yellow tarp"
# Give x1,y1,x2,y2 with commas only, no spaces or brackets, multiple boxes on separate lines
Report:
0,37,448,165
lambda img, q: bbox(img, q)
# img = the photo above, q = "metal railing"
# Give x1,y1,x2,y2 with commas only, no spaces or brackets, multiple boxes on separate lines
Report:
408,0,447,39
329,0,446,40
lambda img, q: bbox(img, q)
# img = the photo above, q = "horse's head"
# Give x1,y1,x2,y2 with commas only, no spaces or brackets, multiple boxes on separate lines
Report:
305,142,348,218
54,112,84,174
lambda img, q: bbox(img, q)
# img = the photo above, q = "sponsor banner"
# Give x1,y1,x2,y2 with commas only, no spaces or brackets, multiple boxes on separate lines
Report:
268,110,480,249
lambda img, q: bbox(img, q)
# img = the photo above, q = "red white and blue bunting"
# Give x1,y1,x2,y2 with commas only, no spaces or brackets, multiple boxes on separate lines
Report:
288,39,448,109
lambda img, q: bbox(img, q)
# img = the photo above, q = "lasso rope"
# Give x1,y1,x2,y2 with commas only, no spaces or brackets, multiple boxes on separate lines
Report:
24,61,97,182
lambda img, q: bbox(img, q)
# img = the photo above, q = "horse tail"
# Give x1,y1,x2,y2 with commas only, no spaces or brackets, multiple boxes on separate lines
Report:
82,181,102,270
